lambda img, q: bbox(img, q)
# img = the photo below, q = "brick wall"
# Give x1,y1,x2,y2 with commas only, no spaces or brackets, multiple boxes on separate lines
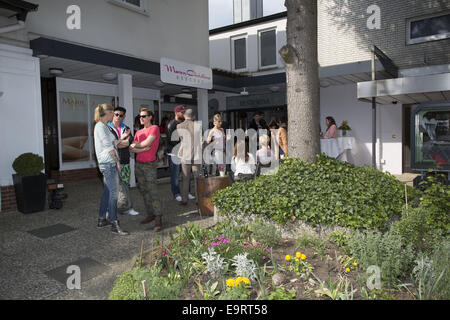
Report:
1,186,17,212
318,0,450,68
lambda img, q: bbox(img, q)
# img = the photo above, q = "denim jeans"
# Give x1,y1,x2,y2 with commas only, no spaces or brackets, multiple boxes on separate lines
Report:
169,155,181,197
98,163,119,222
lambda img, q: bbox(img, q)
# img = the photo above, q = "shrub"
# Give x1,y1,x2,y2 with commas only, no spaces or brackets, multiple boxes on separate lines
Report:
419,174,450,232
249,219,281,248
213,155,406,229
348,230,415,288
108,264,183,300
268,287,297,300
12,153,44,176
431,239,450,300
390,207,442,253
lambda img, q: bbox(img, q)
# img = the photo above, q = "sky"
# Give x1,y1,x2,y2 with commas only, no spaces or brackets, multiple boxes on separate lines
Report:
209,0,286,29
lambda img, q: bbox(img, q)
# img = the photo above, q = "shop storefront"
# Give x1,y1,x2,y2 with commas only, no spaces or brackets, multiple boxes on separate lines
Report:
56,77,159,172
225,92,287,130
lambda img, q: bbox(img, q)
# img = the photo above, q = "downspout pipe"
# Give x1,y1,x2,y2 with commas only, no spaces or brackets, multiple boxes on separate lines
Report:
0,20,25,34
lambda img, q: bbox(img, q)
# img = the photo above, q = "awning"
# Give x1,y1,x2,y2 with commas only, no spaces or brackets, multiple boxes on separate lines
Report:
357,72,450,105
0,0,38,21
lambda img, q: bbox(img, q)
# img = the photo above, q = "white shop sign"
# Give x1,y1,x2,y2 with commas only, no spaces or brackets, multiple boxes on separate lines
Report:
160,57,213,90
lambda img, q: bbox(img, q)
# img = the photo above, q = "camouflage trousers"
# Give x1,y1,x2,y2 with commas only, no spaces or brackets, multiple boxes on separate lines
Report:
117,164,132,213
135,161,162,216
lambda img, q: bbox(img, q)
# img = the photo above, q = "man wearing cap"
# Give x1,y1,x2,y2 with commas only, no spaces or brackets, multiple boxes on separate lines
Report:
166,105,195,202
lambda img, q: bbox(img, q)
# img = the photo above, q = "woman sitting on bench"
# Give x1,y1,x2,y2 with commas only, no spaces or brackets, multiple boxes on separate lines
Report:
230,139,256,185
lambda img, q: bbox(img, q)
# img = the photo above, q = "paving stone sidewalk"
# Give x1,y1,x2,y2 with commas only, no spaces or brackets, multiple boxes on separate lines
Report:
0,178,214,300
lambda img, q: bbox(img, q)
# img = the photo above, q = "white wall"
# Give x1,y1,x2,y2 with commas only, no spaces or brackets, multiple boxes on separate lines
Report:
210,17,286,74
26,0,209,67
0,44,44,186
320,83,403,174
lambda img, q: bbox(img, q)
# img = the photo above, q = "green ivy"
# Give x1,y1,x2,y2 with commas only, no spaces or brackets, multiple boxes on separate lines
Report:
212,155,406,229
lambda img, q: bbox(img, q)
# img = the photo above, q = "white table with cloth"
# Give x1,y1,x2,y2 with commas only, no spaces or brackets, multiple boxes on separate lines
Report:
320,137,356,163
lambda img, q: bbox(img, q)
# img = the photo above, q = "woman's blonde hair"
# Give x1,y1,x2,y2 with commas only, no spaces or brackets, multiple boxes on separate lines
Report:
213,114,223,123
259,134,270,147
94,103,114,123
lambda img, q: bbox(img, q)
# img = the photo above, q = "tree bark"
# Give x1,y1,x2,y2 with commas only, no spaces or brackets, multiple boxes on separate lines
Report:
280,0,320,162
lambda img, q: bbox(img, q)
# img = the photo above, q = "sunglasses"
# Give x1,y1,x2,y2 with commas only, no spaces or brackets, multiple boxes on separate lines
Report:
140,115,149,118
114,113,124,118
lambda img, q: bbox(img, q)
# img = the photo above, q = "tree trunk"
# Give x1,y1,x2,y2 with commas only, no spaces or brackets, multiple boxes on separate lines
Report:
280,0,320,162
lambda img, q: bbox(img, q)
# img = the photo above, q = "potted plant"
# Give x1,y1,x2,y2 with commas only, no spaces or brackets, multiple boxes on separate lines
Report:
338,120,352,137
218,165,226,177
12,153,46,214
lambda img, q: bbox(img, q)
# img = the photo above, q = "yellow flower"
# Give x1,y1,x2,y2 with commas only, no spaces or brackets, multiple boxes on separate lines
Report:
353,262,358,267
235,277,243,286
345,268,350,272
295,258,299,262
226,279,235,287
296,252,302,258
301,254,307,260
285,255,291,261
242,277,250,285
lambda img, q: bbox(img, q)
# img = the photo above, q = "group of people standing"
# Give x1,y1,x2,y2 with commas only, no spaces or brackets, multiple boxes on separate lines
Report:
93,103,291,235
93,104,162,235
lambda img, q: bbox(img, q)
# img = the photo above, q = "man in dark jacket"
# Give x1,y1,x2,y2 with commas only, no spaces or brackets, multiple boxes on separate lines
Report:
166,105,195,202
107,106,139,216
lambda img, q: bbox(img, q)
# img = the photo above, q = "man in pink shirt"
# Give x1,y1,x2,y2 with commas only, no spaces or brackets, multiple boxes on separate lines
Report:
130,108,163,231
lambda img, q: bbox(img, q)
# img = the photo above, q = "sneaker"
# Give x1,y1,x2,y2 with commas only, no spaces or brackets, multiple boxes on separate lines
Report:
125,208,140,216
175,195,182,202
188,193,196,200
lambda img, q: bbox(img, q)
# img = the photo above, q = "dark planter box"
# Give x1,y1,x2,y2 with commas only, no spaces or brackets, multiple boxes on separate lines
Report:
12,173,47,214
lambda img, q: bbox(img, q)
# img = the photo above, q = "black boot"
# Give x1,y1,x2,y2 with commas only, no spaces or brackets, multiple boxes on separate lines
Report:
97,218,112,228
111,220,129,235
154,216,162,232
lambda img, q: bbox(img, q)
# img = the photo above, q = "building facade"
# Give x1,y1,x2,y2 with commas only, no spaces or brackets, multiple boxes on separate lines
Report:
0,0,210,212
209,0,450,175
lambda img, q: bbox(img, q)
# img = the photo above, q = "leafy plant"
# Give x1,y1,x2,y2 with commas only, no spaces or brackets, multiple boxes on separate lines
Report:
295,233,328,259
390,206,442,252
399,254,445,300
201,248,227,279
195,280,221,300
285,252,314,280
418,174,450,231
108,264,183,300
249,219,281,248
314,275,355,300
219,278,251,300
213,155,406,229
267,287,296,300
348,230,415,288
231,252,257,281
327,230,350,254
12,153,44,176
360,287,397,300
430,239,450,300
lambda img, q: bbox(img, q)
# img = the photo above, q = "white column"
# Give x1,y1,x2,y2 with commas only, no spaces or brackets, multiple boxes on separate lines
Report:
118,74,136,187
197,88,209,132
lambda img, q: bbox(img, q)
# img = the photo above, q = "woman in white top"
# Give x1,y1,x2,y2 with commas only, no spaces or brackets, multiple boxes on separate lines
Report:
231,139,256,179
256,135,275,175
93,103,128,235
206,114,226,175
